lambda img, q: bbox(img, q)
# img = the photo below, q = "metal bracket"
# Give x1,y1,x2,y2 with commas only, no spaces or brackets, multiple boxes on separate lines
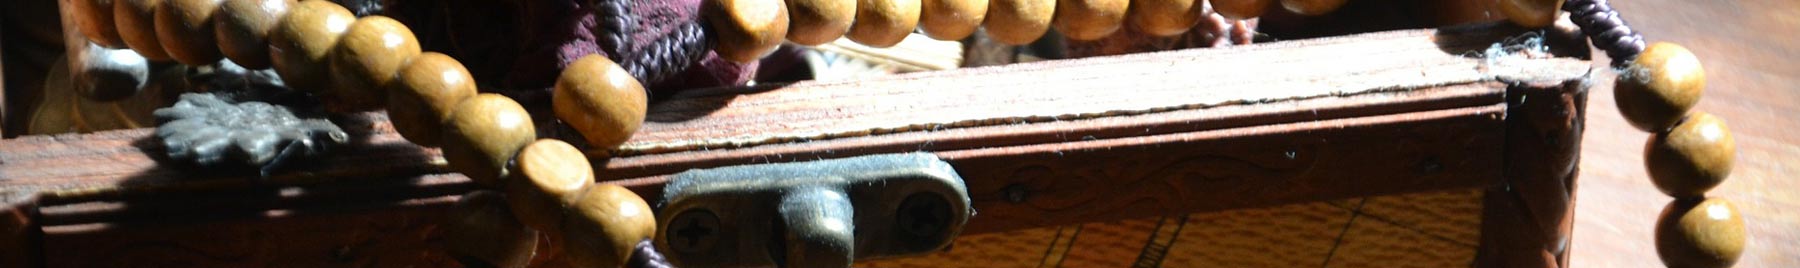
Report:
655,153,972,268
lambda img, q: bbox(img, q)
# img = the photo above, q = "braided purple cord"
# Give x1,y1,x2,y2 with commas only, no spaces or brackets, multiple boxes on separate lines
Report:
593,0,714,87
628,239,677,268
1563,0,1646,66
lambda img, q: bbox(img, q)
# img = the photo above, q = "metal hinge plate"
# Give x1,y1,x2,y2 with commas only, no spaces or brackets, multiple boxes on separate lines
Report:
656,153,972,268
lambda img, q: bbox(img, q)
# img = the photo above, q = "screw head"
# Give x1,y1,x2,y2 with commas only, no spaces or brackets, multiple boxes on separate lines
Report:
897,193,951,239
667,209,720,253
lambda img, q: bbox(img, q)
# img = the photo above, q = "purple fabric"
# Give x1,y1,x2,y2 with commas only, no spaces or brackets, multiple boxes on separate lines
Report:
387,0,756,94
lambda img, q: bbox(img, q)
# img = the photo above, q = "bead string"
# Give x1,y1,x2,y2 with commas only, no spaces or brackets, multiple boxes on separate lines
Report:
1557,0,1747,266
1562,0,1645,67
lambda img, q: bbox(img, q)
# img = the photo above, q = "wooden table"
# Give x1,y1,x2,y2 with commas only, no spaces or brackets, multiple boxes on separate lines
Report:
1570,0,1800,266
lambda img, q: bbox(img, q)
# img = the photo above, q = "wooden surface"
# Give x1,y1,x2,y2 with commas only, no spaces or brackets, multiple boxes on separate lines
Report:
858,188,1485,267
0,24,1594,267
1569,0,1800,267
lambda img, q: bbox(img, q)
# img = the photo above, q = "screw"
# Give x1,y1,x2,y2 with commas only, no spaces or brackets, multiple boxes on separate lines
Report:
668,209,719,253
897,193,951,238
1417,156,1443,174
1002,184,1030,203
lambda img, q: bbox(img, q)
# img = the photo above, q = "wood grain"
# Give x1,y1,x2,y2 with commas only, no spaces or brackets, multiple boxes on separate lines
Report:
1162,202,1353,267
1328,210,1479,267
1359,188,1484,246
858,225,1063,268
857,189,1488,268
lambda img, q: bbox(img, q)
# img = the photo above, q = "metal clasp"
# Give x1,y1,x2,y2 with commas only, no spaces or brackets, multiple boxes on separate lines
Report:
655,153,972,268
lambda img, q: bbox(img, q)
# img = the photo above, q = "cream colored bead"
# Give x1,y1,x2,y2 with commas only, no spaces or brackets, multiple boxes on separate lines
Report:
214,0,294,69
444,190,540,268
1279,0,1345,16
1052,0,1129,41
154,0,225,65
504,139,595,234
326,16,421,112
1655,198,1746,268
270,0,355,94
1128,0,1205,37
847,0,921,47
785,0,856,46
388,52,478,147
1617,42,1707,132
1209,0,1270,20
442,94,538,187
554,55,648,150
562,185,657,268
1646,112,1736,198
707,0,791,63
920,0,988,40
116,0,175,60
983,0,1056,45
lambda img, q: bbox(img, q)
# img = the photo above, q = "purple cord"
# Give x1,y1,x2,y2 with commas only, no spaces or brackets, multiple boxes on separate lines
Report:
1563,0,1646,66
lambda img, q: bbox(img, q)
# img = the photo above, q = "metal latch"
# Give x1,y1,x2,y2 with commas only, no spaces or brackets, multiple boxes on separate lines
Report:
655,153,973,268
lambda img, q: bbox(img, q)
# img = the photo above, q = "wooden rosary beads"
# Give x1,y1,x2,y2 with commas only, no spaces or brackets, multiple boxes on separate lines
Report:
74,0,658,266
1623,43,1745,268
710,0,1370,62
1554,0,1747,266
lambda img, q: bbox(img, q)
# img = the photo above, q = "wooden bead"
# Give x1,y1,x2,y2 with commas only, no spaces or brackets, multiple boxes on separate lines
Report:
442,94,537,187
847,0,921,47
1052,0,1129,41
444,190,540,268
784,0,856,46
1617,42,1707,132
983,0,1056,45
214,0,293,69
389,52,477,147
1279,0,1345,16
1128,0,1205,37
1209,0,1270,20
554,55,648,150
270,0,354,94
1498,0,1564,28
1646,112,1736,198
1655,198,1746,268
920,0,987,41
706,0,791,63
154,0,226,65
115,0,174,61
561,184,656,268
327,16,420,112
504,139,594,234
73,0,127,47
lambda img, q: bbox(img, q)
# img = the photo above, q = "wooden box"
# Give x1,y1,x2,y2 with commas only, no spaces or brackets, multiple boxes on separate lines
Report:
0,22,1594,267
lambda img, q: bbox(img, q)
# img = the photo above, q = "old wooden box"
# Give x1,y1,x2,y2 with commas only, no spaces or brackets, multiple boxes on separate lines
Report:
0,20,1594,267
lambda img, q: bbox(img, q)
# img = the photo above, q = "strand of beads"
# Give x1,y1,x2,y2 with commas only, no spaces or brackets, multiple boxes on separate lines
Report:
1501,0,1747,267
709,0,1354,59
1623,42,1745,268
72,0,666,266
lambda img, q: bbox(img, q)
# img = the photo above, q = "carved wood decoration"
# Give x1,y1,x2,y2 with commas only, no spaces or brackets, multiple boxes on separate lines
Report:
0,23,1591,267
